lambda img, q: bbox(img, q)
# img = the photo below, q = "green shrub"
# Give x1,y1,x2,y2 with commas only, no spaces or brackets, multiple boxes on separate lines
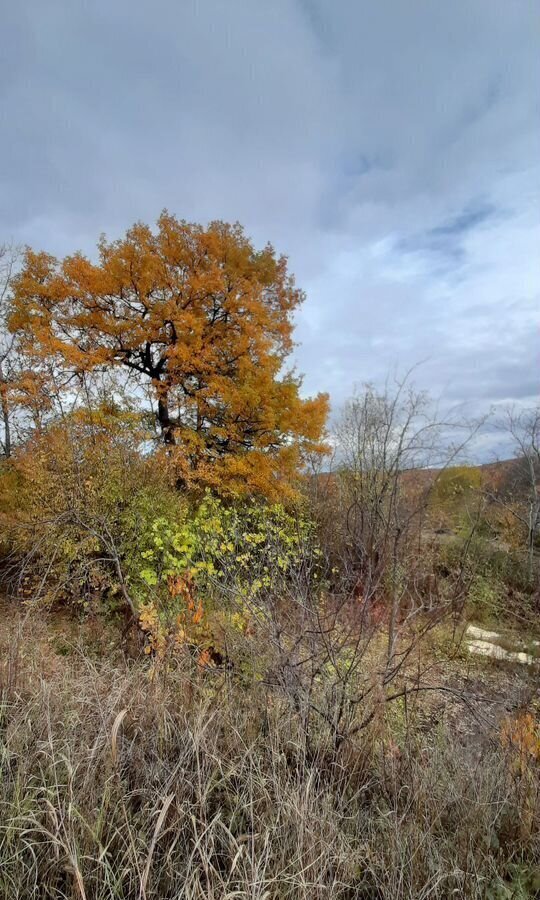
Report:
468,573,505,621
127,491,318,656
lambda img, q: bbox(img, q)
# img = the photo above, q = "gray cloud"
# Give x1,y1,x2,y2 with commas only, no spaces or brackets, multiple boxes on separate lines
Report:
395,200,498,268
1,0,538,457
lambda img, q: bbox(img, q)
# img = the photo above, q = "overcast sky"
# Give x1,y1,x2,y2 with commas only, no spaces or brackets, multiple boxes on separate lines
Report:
1,0,538,456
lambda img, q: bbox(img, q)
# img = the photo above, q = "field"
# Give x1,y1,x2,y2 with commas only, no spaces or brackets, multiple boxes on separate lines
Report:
1,585,539,899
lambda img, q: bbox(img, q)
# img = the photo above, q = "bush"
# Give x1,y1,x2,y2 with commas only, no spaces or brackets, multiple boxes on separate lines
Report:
129,490,318,658
468,573,505,620
0,413,182,614
428,465,483,529
439,530,534,622
0,415,319,663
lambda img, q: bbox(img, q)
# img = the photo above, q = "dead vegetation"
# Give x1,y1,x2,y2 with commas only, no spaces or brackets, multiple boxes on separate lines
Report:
0,603,539,900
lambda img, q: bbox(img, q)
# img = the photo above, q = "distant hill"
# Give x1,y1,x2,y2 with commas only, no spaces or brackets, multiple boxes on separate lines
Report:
311,457,528,496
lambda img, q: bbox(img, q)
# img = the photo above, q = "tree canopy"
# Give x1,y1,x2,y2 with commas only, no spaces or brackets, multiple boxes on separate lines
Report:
10,213,328,497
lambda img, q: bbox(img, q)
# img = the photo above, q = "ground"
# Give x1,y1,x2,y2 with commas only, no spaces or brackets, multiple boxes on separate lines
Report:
1,593,538,751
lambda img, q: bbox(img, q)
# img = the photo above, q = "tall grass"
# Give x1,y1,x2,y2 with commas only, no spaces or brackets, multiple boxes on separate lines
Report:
1,640,538,900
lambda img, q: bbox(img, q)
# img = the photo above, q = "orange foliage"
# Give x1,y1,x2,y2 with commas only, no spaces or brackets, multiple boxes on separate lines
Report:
501,712,540,773
10,213,328,498
197,648,215,669
168,572,203,624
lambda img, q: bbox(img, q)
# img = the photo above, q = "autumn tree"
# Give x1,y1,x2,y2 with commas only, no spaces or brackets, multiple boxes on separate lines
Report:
9,213,328,496
0,244,19,457
0,243,60,457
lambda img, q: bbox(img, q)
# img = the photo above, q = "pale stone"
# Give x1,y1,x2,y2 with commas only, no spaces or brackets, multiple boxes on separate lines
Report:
467,638,534,665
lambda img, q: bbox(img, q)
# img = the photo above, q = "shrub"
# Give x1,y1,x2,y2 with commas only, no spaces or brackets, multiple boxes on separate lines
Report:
0,416,319,662
429,465,483,527
129,491,318,658
0,413,183,611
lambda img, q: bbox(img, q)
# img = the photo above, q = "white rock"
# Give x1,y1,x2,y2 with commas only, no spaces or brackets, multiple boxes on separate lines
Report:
466,625,502,642
467,638,534,665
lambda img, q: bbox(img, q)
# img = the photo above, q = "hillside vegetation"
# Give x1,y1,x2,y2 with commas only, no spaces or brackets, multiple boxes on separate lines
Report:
1,229,539,898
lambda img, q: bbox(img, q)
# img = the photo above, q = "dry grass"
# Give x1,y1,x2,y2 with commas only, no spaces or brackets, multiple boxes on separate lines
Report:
1,622,539,900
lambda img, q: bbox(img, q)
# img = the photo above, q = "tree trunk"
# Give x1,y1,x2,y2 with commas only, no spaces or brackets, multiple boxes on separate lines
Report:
0,381,10,458
157,395,176,445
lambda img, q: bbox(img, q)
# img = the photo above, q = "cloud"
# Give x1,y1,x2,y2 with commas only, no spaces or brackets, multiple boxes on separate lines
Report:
395,200,498,268
1,0,538,458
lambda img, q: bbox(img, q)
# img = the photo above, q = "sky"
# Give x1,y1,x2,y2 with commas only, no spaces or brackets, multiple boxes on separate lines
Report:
1,0,539,458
